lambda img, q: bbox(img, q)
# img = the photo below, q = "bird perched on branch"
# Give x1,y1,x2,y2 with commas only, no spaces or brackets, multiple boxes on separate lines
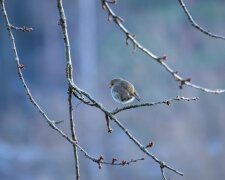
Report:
109,78,140,104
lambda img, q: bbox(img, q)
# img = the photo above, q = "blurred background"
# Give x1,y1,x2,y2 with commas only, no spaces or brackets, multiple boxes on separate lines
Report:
0,0,225,179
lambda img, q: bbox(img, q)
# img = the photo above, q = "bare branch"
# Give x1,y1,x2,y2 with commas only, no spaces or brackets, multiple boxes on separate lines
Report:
105,114,113,133
2,0,222,179
160,164,167,180
56,0,80,179
1,0,81,178
70,82,185,177
0,0,75,146
52,120,64,125
77,146,144,168
9,24,33,32
0,0,146,175
178,0,225,41
100,0,225,94
0,0,58,131
111,96,198,115
0,1,84,164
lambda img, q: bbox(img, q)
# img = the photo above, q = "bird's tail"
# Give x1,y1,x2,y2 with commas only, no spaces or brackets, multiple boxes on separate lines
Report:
134,91,141,101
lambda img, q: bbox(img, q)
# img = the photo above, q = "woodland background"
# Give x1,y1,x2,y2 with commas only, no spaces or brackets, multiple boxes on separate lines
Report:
0,0,225,180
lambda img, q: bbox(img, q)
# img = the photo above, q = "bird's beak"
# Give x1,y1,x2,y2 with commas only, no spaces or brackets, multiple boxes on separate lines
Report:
109,84,112,88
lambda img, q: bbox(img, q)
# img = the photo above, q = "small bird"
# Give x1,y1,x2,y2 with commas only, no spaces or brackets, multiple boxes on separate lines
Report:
109,78,140,104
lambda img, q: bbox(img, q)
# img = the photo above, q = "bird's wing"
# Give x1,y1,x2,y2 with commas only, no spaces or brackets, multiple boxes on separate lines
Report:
113,85,132,102
119,81,140,102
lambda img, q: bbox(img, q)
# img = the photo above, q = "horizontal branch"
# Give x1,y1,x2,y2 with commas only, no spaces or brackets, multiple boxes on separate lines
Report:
9,24,33,32
100,0,225,94
111,96,197,115
77,150,145,169
178,0,225,41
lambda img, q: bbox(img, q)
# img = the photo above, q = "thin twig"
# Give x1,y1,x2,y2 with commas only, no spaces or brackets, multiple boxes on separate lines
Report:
75,143,145,168
178,0,225,41
56,0,80,179
2,0,220,178
69,89,80,177
111,96,197,115
161,164,167,180
70,82,185,177
0,0,56,130
59,137,145,168
9,24,33,32
100,0,225,94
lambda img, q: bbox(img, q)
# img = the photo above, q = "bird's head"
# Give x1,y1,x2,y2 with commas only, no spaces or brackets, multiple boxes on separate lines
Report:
109,78,121,88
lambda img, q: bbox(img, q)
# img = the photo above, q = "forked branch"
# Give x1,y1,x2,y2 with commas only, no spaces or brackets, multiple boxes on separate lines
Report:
0,0,144,173
70,82,198,178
